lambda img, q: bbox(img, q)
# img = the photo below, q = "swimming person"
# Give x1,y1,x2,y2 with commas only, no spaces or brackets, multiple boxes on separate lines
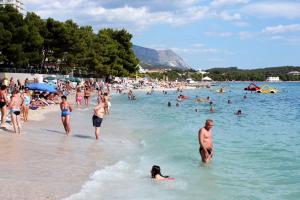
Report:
0,85,9,127
93,98,105,140
9,90,22,133
151,165,174,180
198,119,214,164
236,109,242,115
60,95,73,135
168,102,171,107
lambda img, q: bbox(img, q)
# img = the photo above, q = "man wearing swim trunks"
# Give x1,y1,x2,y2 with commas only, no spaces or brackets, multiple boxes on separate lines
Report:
93,98,105,140
198,119,214,164
9,90,22,133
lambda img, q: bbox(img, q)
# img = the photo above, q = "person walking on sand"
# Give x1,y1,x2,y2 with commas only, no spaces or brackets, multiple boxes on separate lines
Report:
75,87,83,108
198,119,214,164
0,85,9,127
92,98,105,140
84,85,91,106
60,95,73,135
9,90,22,133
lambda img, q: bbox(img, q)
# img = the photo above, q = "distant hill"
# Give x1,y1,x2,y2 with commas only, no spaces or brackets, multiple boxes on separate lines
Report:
132,45,189,69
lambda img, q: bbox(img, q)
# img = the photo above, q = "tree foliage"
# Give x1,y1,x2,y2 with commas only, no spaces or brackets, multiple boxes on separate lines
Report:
0,6,139,77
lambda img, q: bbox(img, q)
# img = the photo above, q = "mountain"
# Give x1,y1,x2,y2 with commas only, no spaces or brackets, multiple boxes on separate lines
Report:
132,45,189,69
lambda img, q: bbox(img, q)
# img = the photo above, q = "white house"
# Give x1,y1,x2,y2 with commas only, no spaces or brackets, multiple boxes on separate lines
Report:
186,78,195,83
266,77,280,82
197,69,208,75
202,76,213,81
0,0,25,14
287,71,300,75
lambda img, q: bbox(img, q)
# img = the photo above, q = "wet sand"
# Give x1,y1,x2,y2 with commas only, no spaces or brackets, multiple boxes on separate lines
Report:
0,95,139,200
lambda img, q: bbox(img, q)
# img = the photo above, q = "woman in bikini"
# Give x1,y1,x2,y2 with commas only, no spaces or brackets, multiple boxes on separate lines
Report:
0,85,9,127
9,90,22,133
84,86,91,107
75,87,83,108
60,95,73,135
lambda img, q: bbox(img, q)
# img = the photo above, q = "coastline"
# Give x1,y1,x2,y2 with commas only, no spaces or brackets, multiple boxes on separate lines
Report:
0,93,141,200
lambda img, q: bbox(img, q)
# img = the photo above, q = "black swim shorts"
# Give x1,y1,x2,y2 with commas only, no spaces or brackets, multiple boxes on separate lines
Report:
0,102,6,108
92,115,103,127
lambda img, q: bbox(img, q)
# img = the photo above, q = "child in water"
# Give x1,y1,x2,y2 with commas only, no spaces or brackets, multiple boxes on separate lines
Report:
151,165,175,180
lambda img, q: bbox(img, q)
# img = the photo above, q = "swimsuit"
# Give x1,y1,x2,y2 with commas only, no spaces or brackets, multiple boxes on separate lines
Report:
92,115,103,127
24,95,31,106
76,96,82,102
11,109,21,116
61,109,70,117
199,147,213,156
0,102,6,108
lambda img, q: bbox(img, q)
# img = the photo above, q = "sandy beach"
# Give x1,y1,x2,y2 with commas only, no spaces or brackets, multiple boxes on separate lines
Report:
0,93,140,200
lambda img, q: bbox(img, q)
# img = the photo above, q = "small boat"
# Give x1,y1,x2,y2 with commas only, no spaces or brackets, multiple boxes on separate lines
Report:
244,83,260,91
257,84,278,94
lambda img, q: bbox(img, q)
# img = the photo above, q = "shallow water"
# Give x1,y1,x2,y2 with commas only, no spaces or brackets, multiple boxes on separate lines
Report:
67,82,300,200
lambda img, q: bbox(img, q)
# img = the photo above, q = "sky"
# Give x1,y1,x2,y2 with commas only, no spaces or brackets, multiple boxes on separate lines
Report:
23,0,300,69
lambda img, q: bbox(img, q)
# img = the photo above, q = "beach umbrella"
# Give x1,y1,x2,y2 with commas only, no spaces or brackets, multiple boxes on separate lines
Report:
44,76,57,81
66,77,81,83
26,83,57,93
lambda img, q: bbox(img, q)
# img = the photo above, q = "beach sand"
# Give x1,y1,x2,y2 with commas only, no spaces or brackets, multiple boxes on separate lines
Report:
0,94,139,200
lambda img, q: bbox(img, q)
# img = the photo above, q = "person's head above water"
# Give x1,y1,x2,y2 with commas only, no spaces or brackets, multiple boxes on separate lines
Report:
151,165,169,178
205,119,214,130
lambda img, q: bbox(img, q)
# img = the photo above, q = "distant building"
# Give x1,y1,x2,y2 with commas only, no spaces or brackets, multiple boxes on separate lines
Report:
0,0,25,14
266,77,280,82
202,76,213,81
197,69,208,75
287,71,300,75
186,78,195,83
147,68,165,73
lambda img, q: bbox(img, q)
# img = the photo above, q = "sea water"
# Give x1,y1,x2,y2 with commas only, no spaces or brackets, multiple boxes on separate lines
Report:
67,83,300,200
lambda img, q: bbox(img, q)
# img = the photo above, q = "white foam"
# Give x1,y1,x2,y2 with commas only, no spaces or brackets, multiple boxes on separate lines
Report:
64,161,130,200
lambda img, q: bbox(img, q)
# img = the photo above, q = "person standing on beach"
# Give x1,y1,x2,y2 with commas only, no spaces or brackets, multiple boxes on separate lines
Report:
103,92,110,115
21,88,31,122
84,85,91,106
92,98,105,140
9,90,22,133
75,87,83,108
198,119,214,164
60,95,73,135
0,85,9,127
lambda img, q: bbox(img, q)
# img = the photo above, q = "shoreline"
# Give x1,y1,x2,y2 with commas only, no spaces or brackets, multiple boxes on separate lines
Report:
0,93,141,200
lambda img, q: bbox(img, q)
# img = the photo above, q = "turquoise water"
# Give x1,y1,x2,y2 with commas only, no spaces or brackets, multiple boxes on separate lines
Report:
69,83,300,200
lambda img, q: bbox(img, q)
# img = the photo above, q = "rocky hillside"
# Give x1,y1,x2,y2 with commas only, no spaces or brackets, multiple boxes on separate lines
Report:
132,45,188,69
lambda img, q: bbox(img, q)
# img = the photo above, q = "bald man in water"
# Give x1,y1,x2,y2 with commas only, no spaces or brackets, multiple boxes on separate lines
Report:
198,119,214,163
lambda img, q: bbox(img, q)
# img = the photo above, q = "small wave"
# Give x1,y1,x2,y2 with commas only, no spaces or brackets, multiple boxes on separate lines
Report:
64,161,130,200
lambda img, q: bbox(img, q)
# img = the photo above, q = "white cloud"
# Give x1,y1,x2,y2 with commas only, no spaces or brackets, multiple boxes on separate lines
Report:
205,32,232,37
239,31,254,40
262,24,300,34
211,0,249,7
243,2,300,19
218,11,241,21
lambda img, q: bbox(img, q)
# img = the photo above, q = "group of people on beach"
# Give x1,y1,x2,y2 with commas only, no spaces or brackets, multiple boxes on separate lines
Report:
0,77,111,140
59,80,111,139
0,79,32,133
